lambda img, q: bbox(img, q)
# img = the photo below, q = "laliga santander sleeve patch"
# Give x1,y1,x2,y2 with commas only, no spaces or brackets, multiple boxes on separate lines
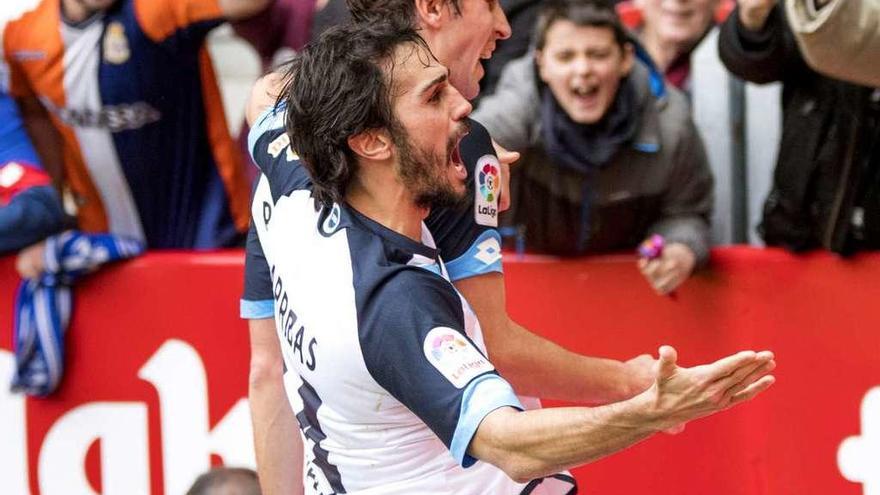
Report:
423,327,495,389
473,155,500,227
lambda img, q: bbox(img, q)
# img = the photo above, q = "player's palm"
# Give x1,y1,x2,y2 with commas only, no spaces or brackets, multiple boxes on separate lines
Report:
649,346,775,430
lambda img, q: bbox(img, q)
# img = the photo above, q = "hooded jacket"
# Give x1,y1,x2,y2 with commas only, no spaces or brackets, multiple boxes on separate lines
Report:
472,50,713,262
719,3,880,253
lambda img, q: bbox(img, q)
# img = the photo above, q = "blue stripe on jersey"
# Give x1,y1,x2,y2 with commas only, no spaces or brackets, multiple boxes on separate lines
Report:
444,229,504,281
451,373,523,468
240,299,274,319
0,92,41,165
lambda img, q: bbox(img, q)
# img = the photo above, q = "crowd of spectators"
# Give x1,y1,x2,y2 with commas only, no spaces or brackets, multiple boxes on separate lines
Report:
0,0,875,485
3,0,876,282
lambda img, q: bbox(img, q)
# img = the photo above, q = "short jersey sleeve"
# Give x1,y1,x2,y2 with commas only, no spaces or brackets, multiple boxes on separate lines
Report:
357,271,522,466
240,220,274,319
134,0,225,43
425,119,503,282
240,105,312,319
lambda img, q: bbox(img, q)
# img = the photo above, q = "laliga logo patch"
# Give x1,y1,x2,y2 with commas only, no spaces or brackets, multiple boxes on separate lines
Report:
103,22,130,65
423,327,494,389
474,154,500,227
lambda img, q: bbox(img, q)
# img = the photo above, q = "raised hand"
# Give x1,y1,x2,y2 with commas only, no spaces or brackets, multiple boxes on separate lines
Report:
647,346,776,430
638,242,696,295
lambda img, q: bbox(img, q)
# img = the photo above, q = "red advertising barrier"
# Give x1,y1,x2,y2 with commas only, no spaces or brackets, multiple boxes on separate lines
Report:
1,247,879,495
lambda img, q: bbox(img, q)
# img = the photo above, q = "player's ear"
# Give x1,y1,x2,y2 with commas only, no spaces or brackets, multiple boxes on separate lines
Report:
414,0,449,29
348,128,392,162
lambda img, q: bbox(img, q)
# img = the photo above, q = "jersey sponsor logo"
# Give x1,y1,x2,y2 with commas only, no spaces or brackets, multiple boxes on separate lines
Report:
474,237,502,266
47,100,161,132
268,133,299,161
474,155,500,227
103,22,130,65
423,327,494,389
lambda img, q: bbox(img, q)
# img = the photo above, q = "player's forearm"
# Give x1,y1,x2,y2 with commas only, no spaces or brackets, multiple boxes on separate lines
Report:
470,396,660,482
454,273,646,405
249,378,303,495
248,319,304,495
493,319,646,404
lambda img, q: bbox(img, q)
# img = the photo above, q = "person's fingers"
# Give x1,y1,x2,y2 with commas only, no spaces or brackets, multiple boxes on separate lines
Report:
499,161,511,212
712,358,766,392
663,423,686,435
704,350,759,381
657,345,678,380
15,252,36,279
722,359,776,399
729,375,776,405
497,149,520,165
640,259,663,285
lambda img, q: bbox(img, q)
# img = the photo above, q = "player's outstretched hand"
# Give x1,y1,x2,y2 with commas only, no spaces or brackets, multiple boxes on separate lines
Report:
646,346,776,431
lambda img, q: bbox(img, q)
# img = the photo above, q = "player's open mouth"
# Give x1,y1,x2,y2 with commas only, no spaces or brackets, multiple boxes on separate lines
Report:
450,131,468,181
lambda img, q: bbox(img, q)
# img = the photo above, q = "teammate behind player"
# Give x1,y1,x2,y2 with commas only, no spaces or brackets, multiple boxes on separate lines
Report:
249,21,776,493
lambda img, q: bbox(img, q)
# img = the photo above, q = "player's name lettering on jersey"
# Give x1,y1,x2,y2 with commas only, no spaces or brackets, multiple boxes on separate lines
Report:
44,100,161,132
271,264,317,371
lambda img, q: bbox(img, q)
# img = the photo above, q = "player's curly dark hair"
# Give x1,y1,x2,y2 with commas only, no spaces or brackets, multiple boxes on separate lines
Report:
346,0,462,30
278,22,433,208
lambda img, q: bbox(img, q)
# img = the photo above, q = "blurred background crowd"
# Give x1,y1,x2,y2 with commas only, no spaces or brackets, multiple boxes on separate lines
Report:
3,0,878,294
1,0,877,274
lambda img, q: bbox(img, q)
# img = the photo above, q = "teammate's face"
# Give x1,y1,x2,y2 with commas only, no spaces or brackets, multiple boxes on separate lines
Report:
536,21,634,125
431,0,511,100
388,44,472,209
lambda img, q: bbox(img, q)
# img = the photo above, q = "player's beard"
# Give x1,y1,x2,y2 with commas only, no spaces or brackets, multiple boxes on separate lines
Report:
393,125,467,211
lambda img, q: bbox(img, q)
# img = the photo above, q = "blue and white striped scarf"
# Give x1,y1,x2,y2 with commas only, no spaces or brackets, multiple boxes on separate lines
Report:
10,231,144,396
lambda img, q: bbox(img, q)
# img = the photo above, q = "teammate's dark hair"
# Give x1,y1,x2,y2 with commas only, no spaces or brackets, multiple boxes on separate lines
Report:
534,0,630,50
346,0,462,29
279,22,431,208
186,467,260,495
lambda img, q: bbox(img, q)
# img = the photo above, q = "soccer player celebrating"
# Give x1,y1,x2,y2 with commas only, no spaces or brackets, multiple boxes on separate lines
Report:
247,20,776,494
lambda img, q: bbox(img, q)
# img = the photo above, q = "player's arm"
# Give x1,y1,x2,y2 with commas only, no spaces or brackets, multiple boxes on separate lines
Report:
468,346,776,482
454,273,654,404
16,96,65,190
242,227,305,495
247,317,304,495
242,100,313,494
